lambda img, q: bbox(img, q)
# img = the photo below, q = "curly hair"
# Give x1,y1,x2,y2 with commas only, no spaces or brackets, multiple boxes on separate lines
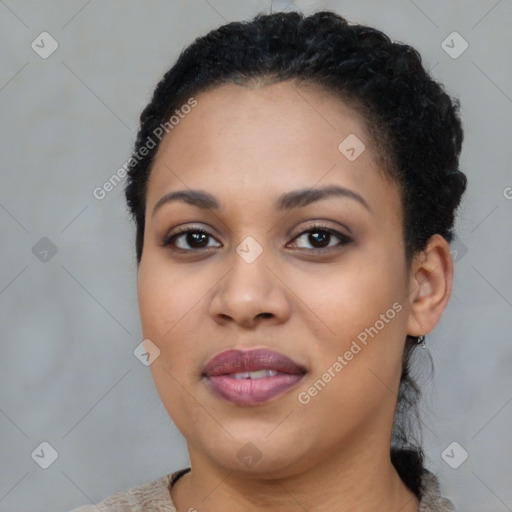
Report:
124,10,467,499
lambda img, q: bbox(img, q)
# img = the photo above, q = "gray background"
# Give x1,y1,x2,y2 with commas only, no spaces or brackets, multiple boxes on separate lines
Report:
0,0,511,511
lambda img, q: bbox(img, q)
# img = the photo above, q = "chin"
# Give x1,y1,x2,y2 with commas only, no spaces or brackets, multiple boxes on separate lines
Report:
193,427,311,477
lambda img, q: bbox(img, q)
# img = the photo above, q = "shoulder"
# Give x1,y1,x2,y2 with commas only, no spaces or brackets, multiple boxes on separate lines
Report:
68,472,178,512
418,468,456,512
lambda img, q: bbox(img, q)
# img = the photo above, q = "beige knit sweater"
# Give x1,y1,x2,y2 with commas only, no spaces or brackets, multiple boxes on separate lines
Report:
71,467,455,511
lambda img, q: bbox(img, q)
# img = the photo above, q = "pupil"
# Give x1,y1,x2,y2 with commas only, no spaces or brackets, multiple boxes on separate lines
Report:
189,232,208,248
310,231,329,248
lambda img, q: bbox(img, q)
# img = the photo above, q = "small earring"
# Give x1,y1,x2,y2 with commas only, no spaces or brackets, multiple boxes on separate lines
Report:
417,335,426,349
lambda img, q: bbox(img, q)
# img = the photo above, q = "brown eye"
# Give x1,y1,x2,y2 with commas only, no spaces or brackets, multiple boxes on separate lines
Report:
161,223,352,254
288,224,353,251
162,228,221,251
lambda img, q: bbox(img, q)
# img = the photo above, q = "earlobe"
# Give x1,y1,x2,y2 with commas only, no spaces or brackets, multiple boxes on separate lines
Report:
406,234,454,337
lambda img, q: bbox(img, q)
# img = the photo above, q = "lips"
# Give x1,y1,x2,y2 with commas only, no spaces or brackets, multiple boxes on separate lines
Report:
203,348,306,377
202,348,307,406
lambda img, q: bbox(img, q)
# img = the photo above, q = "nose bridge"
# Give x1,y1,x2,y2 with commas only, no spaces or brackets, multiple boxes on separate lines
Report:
235,233,266,266
228,232,273,299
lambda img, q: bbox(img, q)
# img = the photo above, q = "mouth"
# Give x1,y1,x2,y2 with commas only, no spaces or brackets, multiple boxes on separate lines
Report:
202,348,307,406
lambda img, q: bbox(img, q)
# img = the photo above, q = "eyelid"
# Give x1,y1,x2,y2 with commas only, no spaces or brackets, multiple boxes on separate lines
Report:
288,220,352,239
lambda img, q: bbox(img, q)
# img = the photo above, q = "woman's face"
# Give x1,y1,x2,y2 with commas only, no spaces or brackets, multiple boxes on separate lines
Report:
138,81,417,477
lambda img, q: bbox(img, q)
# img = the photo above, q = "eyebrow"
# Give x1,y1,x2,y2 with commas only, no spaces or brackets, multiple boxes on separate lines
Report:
151,185,371,217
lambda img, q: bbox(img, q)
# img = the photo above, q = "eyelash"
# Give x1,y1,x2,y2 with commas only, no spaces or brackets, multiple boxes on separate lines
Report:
161,223,353,254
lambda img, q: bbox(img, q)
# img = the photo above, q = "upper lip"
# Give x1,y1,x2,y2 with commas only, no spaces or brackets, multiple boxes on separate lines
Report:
202,348,307,377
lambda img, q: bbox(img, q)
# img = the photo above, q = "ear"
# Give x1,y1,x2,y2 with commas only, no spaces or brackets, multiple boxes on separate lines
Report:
406,234,454,337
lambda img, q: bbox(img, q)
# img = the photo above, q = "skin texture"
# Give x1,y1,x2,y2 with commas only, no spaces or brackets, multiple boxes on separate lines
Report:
137,81,453,512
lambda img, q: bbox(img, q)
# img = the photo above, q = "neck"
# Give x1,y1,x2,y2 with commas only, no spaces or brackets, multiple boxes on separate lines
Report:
171,442,420,512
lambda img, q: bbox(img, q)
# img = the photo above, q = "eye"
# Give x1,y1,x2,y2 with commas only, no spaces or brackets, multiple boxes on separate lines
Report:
162,227,221,251
161,223,353,253
287,223,353,251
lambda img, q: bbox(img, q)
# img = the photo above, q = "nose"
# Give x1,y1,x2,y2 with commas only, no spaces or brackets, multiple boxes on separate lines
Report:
209,247,292,329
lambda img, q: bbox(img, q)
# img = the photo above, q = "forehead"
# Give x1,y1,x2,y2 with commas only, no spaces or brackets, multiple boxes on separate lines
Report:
146,81,401,221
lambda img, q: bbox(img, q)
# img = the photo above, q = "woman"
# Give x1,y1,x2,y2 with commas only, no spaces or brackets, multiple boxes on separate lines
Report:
73,9,466,512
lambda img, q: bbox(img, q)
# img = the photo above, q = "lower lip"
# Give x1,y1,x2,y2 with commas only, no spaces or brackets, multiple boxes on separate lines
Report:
205,373,305,406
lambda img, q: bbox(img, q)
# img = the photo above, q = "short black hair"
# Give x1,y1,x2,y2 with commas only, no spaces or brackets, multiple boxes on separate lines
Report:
124,10,467,499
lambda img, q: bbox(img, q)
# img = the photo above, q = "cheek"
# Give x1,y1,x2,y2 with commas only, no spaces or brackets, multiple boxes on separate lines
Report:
148,358,205,439
137,262,207,375
291,269,405,438
293,257,402,342
138,263,206,427
290,253,407,406
138,260,200,336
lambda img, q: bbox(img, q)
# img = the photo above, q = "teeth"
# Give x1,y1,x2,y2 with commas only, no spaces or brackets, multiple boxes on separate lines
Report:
233,371,250,379
232,369,279,379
